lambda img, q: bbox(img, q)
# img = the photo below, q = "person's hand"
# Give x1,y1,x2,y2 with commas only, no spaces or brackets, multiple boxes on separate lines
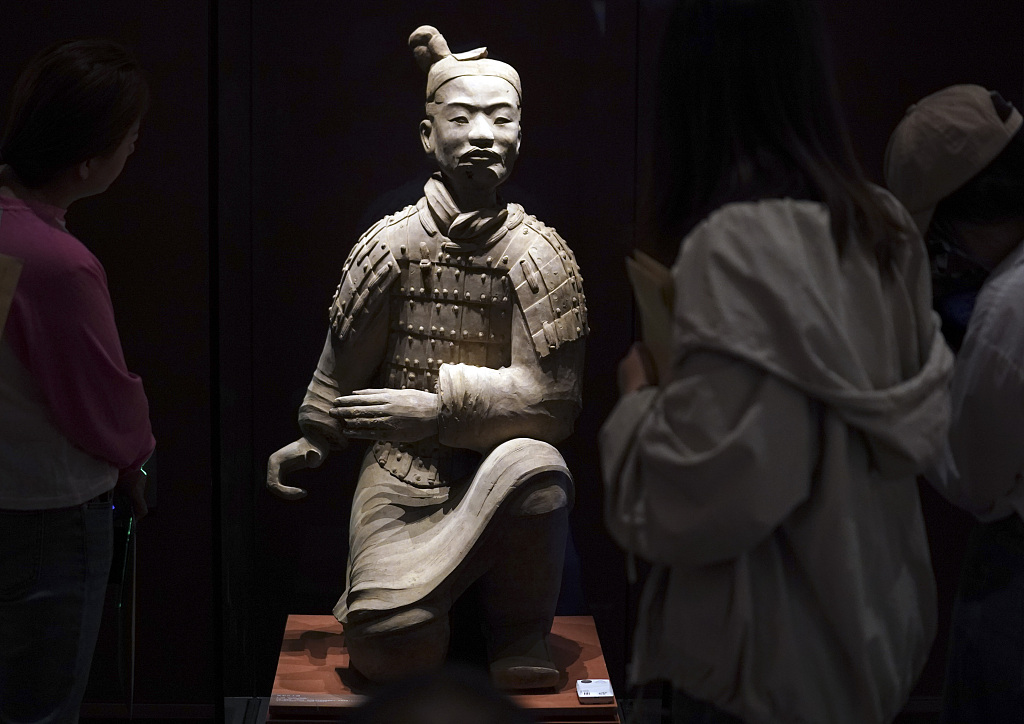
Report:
330,388,439,443
116,467,149,520
617,342,658,396
267,436,327,500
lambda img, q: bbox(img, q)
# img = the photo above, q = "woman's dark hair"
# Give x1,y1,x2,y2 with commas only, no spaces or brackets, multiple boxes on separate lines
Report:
1,38,149,187
641,0,902,262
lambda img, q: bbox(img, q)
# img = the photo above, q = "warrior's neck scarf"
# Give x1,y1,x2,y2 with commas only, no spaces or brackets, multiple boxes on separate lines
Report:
424,174,508,241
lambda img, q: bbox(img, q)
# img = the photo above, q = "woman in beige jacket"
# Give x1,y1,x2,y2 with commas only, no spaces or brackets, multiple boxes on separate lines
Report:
600,0,953,722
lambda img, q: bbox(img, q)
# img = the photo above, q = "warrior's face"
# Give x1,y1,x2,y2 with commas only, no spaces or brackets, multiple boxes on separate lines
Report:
420,75,521,195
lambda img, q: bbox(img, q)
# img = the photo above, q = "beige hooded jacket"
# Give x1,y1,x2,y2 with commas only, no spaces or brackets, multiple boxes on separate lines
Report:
600,196,953,724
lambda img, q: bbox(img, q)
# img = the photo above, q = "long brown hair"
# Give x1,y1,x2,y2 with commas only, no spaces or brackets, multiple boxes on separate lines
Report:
641,0,903,263
1,39,149,187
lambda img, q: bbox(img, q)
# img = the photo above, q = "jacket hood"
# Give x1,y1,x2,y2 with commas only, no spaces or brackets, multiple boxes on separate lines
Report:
673,198,953,477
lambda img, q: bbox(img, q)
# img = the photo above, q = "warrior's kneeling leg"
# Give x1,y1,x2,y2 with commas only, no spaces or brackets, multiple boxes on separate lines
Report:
482,470,570,689
344,605,450,683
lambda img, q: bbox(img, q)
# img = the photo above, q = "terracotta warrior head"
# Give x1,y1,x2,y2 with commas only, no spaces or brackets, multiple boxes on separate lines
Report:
409,26,522,208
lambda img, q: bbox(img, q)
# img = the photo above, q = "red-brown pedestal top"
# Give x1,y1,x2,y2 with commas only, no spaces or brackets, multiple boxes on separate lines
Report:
270,614,619,723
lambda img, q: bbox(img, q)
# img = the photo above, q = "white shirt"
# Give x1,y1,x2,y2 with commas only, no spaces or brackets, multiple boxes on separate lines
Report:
928,239,1024,521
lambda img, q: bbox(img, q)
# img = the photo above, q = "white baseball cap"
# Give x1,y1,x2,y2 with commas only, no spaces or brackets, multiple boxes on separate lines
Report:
884,84,1022,233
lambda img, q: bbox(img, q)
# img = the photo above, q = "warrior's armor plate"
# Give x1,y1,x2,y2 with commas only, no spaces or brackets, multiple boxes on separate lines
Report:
312,196,587,490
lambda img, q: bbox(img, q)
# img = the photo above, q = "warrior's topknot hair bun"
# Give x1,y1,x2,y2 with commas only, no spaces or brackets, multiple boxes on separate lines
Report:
409,26,452,73
408,25,519,103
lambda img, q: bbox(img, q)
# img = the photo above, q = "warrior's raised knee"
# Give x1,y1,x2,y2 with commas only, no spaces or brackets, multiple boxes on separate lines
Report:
343,607,449,683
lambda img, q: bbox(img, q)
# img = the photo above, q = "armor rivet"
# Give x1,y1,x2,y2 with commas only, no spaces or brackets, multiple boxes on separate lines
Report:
418,326,424,333
502,256,509,264
478,332,484,338
502,296,509,303
455,269,460,278
465,292,471,300
437,269,442,278
434,288,440,296
431,326,437,332
439,327,445,333
436,304,441,312
480,294,487,301
407,323,414,331
573,297,578,304
522,229,528,234
443,288,448,295
381,243,386,249
463,330,469,337
491,296,497,302
387,262,393,270
445,254,451,261
419,288,425,294
501,312,507,318
486,257,493,265
556,307,561,314
428,358,434,364
449,342,455,347
576,327,582,333
396,454,403,461
453,306,459,314
481,274,487,283
400,245,407,255
490,333,496,339
413,359,419,366
405,358,410,364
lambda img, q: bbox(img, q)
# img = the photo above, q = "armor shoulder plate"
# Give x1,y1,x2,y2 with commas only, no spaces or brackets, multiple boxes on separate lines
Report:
506,217,589,358
328,207,416,339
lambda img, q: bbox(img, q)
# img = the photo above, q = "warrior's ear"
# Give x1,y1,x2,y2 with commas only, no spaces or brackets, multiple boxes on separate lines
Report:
419,118,435,155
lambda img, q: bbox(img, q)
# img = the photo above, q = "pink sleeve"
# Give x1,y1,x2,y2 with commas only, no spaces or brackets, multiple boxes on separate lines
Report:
21,252,154,471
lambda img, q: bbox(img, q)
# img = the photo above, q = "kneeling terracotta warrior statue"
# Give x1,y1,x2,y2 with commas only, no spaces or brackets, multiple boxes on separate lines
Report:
267,26,588,690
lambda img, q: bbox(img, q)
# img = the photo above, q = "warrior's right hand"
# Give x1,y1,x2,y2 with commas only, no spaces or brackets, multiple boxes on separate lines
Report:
267,436,327,500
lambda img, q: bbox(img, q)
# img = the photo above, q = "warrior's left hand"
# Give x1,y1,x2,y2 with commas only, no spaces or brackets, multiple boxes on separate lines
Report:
331,388,440,443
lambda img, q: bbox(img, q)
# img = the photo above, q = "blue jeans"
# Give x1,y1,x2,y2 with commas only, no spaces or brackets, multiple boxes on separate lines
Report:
0,495,113,723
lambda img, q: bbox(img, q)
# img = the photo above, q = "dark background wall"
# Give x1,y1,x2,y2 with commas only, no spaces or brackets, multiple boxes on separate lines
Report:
6,0,1023,717
3,1,213,718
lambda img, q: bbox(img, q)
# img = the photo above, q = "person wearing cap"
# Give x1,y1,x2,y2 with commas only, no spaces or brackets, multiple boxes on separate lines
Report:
885,85,1024,722
266,27,587,689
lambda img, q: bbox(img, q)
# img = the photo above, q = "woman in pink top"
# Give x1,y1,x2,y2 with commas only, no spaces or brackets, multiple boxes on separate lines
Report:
0,39,154,722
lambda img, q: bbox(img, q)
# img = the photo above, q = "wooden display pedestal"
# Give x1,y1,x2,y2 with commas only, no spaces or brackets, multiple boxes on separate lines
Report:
269,614,619,723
